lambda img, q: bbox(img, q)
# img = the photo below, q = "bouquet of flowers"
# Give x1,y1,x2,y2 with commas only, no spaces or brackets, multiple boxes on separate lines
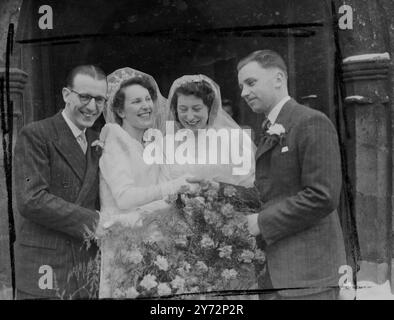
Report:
100,181,265,299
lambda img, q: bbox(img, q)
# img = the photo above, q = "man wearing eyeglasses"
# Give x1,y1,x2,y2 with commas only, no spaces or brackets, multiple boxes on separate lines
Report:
13,65,108,299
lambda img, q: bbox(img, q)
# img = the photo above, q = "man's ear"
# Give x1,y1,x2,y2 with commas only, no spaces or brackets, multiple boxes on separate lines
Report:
274,70,287,88
62,87,70,103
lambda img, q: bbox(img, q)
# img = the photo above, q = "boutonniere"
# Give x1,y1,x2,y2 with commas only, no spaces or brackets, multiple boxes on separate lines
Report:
266,123,288,152
266,123,285,136
91,139,105,153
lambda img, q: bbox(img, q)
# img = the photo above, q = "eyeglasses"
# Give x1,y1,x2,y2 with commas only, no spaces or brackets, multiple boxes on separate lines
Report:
69,88,108,107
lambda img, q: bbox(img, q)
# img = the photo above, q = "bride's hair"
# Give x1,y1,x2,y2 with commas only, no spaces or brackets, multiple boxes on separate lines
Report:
112,76,157,125
170,79,215,123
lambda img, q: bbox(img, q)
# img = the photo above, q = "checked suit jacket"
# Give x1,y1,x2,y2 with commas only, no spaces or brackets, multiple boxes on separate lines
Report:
13,111,101,299
255,98,347,297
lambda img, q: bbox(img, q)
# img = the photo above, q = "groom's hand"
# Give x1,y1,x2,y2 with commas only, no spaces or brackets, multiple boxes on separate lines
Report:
185,177,205,184
185,177,208,194
247,213,260,236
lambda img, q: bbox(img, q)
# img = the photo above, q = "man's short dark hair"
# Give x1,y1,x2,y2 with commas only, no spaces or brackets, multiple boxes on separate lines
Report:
237,50,288,78
66,65,107,88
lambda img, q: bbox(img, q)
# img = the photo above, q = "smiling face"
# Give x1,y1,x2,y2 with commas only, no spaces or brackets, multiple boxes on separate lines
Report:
176,94,209,131
238,61,280,115
62,74,107,130
117,84,154,130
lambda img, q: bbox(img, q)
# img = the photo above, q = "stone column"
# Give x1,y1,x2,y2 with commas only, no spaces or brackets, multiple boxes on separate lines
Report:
336,0,394,288
0,67,27,299
342,53,392,286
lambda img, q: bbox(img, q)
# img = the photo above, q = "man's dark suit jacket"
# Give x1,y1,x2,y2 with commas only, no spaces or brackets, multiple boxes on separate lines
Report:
255,98,347,297
13,111,101,299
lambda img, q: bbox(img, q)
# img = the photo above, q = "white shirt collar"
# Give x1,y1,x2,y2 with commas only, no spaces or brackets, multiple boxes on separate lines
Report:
61,110,85,138
267,96,291,124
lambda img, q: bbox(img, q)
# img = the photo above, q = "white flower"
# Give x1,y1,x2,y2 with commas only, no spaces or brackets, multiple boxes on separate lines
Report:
267,123,285,136
177,261,191,276
210,181,220,190
218,245,233,259
238,250,255,263
205,189,218,201
222,223,235,237
195,196,205,205
221,269,238,280
157,283,172,296
187,286,200,296
154,255,169,271
125,250,143,264
186,276,199,286
196,261,208,272
189,286,200,293
171,275,186,290
254,249,266,264
187,184,202,195
223,185,237,197
200,234,215,248
125,287,139,299
183,204,194,216
221,203,234,218
140,274,158,291
182,262,191,272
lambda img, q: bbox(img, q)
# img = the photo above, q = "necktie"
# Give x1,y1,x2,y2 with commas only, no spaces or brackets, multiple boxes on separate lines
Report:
77,132,87,154
262,118,272,132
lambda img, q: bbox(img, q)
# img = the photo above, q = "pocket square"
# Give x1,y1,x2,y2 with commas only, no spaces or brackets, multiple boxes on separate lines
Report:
281,146,289,153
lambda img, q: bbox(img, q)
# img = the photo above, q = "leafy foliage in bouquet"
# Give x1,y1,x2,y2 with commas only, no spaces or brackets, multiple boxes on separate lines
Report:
102,181,265,299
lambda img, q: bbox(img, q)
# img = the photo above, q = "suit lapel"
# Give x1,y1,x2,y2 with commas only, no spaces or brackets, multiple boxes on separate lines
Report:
256,99,297,161
75,129,100,205
52,112,86,182
255,134,277,160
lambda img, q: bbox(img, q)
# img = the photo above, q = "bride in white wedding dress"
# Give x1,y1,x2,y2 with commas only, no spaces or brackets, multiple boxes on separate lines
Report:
157,74,255,188
98,68,194,298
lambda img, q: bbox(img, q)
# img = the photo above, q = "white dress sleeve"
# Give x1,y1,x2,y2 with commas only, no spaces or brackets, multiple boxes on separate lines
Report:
99,124,163,210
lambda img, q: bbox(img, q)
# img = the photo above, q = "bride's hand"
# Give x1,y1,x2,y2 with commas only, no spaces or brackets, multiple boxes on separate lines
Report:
159,174,195,197
185,177,206,184
185,177,220,191
184,177,210,194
